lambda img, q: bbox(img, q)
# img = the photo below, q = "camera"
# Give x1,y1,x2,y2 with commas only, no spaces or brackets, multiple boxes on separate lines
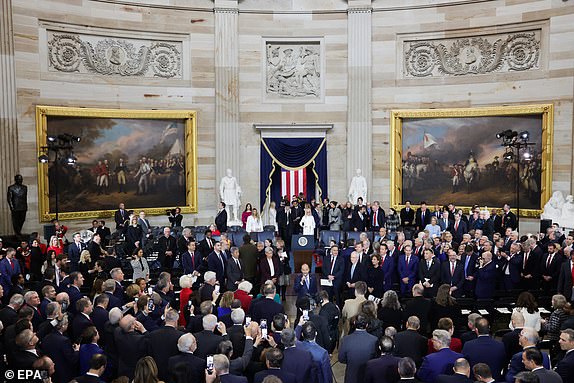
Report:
207,355,214,375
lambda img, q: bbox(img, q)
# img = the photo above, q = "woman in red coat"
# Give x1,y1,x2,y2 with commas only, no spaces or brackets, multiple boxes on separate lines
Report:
233,280,253,312
178,274,194,326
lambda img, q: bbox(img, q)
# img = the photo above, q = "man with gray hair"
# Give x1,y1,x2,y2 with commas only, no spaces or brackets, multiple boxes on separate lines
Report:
557,247,574,301
114,314,147,379
12,328,39,369
145,308,185,381
436,358,473,383
394,316,428,367
250,283,284,325
194,313,229,359
365,336,401,383
211,354,247,382
281,328,314,383
200,271,218,302
398,357,418,382
228,307,246,356
503,311,525,360
102,279,122,309
37,301,62,339
506,327,551,383
23,290,42,328
460,313,482,344
0,293,24,327
168,333,206,383
226,246,244,291
418,329,463,383
110,267,125,304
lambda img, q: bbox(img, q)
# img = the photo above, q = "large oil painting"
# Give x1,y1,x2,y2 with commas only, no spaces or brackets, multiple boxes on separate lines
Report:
390,105,553,216
36,106,197,221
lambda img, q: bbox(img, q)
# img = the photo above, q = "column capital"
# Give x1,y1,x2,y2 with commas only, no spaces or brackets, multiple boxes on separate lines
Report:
347,0,372,12
214,0,238,12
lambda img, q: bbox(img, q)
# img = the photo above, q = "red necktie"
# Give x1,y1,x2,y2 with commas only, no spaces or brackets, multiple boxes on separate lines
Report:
451,262,455,276
373,211,377,226
191,252,195,269
381,256,385,267
455,221,459,231
571,262,574,283
10,260,14,270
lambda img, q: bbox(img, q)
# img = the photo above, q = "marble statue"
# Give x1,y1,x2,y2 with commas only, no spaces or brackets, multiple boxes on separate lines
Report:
541,191,565,222
7,174,27,236
559,195,574,228
219,169,242,223
348,168,367,205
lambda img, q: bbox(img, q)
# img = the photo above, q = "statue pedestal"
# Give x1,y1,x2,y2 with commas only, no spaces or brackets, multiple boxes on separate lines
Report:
228,219,242,227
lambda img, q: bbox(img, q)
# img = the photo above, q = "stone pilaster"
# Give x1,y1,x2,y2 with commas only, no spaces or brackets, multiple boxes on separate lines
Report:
214,0,240,198
347,0,372,201
0,0,20,234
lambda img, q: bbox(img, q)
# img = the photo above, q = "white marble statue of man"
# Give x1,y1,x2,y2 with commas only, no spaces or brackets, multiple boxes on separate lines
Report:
541,191,565,222
219,169,242,222
348,168,367,205
559,195,574,228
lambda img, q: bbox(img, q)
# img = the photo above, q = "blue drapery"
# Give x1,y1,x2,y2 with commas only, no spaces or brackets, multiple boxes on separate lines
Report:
260,137,328,209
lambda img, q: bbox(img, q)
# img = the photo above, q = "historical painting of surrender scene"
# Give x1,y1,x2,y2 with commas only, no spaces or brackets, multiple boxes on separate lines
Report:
36,107,197,221
391,105,553,215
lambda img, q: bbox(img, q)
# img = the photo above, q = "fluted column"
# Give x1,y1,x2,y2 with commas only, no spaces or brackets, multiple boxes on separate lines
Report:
214,0,240,196
347,0,372,201
0,0,20,233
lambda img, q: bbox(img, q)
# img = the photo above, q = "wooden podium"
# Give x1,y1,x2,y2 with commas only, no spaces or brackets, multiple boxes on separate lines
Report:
291,235,315,272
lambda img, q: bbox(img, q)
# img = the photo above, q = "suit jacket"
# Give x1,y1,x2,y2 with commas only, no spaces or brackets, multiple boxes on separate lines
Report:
345,262,368,286
418,348,463,383
67,241,86,271
207,251,227,286
394,329,428,366
555,349,574,383
558,260,574,300
259,256,280,284
502,328,522,360
370,207,386,229
43,330,80,383
462,335,506,381
114,209,129,230
418,258,441,296
532,367,563,383
365,354,401,383
440,260,464,293
501,211,517,230
540,252,563,288
220,374,248,383
506,347,550,383
294,273,318,298
67,285,84,315
0,257,21,293
475,261,498,299
72,374,106,383
226,256,244,291
158,235,178,265
72,313,94,341
0,306,18,328
114,327,147,379
438,218,452,232
379,255,395,292
250,297,284,326
338,330,379,383
283,346,314,383
298,340,332,383
435,373,474,383
322,254,345,289
448,221,468,244
168,352,206,383
400,208,415,226
89,306,108,338
11,349,39,370
215,209,228,233
398,254,420,292
416,209,432,231
180,250,198,276
145,325,185,381
79,343,104,375
193,329,229,359
254,369,297,383
351,211,370,232
404,296,432,335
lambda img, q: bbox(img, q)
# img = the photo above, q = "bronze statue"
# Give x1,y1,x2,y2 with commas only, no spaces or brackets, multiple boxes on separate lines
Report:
7,174,27,235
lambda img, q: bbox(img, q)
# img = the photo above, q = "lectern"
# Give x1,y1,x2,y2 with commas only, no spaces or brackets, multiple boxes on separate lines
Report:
291,235,315,272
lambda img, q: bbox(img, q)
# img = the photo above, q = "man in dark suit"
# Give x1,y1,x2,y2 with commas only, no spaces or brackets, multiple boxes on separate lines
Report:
540,243,562,294
501,204,517,231
506,328,551,383
276,204,295,251
181,241,202,276
502,311,524,360
398,357,421,383
523,348,563,383
403,284,432,335
370,201,386,232
158,226,178,269
435,358,474,383
226,246,244,291
520,238,542,290
460,245,478,297
441,249,464,297
418,329,463,383
254,348,297,383
213,354,248,383
378,243,395,292
198,229,215,258
338,314,379,383
0,248,21,297
351,205,370,232
72,353,107,383
461,318,506,381
394,316,428,367
90,294,109,336
555,329,574,383
416,202,432,232
12,329,40,370
294,263,318,299
475,252,498,300
72,297,94,341
193,314,229,359
68,232,86,272
215,202,228,233
207,242,227,288
449,213,468,245
365,336,401,383
438,211,452,232
558,247,574,301
281,328,314,383
67,271,85,315
114,203,129,231
250,284,284,326
400,201,416,228
114,315,147,380
168,333,206,383
145,309,185,382
322,245,345,306
399,246,420,297
344,251,368,298
418,249,441,298
42,315,79,383
0,293,23,327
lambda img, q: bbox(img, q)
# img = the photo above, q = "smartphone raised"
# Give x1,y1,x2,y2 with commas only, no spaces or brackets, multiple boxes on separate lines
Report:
207,355,214,375
260,319,268,338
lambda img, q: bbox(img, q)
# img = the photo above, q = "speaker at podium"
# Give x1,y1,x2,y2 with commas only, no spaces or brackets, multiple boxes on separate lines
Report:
291,235,316,273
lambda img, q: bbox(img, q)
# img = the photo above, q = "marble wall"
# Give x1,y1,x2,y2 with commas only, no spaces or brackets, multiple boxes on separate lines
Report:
3,0,573,234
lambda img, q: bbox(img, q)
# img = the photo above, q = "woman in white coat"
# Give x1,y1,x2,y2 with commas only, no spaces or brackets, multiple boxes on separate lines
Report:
246,208,264,233
300,208,316,236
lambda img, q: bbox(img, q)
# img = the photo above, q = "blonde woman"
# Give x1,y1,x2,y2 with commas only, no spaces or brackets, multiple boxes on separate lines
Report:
266,201,278,231
246,208,263,233
130,248,150,281
47,235,63,256
300,208,316,235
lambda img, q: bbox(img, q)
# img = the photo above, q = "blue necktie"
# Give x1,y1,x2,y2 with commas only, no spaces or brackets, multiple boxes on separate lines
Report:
465,256,471,277
351,264,356,279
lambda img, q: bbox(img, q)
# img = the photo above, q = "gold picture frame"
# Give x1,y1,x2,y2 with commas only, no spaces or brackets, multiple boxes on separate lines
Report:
36,106,198,221
390,104,554,218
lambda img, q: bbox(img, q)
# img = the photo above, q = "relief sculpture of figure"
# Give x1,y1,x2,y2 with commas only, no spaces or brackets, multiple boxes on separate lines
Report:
7,174,28,236
267,44,320,97
541,190,565,222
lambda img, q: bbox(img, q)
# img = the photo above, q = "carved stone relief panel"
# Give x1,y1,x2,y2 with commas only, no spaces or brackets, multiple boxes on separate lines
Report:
264,39,324,101
47,31,183,79
402,29,541,78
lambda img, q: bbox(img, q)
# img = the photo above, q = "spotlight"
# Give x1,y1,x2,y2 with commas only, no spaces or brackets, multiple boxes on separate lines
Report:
38,154,49,163
496,130,516,140
519,131,529,140
523,150,532,161
503,151,514,161
47,136,56,142
66,154,77,165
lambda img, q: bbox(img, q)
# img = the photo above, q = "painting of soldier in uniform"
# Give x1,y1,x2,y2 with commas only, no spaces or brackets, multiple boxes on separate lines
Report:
36,107,197,221
391,106,553,214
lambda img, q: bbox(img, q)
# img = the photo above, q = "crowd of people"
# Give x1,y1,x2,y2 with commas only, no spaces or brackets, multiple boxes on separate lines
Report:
0,195,573,383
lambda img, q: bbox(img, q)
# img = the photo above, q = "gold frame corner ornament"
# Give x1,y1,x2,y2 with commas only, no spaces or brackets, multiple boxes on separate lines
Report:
389,104,554,218
35,106,198,222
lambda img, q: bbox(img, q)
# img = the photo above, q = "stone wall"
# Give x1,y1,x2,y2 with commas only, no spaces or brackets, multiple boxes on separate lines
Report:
3,0,573,234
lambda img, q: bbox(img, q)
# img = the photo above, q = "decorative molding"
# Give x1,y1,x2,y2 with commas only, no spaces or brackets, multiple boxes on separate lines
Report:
263,38,324,102
47,31,183,79
402,30,541,78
